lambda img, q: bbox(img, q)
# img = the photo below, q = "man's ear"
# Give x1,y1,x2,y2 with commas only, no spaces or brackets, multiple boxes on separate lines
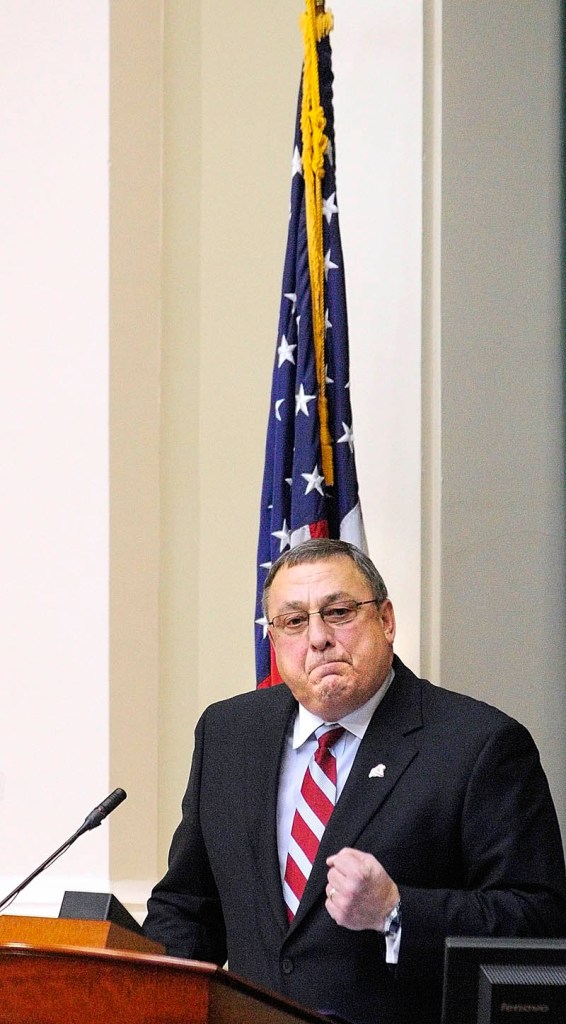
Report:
380,599,396,644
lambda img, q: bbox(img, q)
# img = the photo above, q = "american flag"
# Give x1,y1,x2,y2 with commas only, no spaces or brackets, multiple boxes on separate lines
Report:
255,30,367,688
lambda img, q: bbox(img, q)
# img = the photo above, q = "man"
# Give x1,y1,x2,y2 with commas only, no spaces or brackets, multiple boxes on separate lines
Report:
143,539,566,1024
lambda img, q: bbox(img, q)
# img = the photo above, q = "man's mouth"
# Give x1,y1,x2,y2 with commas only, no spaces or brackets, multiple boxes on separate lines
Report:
309,659,347,677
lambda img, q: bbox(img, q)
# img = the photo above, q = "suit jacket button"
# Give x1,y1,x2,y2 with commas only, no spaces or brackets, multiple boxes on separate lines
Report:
281,958,294,974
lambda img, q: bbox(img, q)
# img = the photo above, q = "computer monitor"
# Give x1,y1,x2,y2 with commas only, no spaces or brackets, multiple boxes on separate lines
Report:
441,936,566,1024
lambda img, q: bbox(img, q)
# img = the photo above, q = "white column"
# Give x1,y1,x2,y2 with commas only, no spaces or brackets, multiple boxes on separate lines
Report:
0,0,111,913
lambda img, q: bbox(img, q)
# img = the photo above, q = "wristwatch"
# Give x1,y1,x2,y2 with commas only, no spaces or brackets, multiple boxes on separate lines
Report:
382,899,402,938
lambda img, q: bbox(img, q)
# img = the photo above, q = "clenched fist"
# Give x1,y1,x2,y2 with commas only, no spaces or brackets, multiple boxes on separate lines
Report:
325,847,399,931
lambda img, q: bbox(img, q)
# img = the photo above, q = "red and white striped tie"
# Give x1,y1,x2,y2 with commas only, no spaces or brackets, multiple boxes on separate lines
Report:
283,724,345,922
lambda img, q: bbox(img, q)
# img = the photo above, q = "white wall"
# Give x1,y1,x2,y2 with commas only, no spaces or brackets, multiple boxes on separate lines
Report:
0,0,111,912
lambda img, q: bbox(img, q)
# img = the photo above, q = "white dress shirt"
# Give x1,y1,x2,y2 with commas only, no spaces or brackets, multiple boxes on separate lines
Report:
276,668,401,962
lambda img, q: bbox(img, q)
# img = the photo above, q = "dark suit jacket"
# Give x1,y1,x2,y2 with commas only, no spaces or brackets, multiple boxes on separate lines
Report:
143,656,566,1024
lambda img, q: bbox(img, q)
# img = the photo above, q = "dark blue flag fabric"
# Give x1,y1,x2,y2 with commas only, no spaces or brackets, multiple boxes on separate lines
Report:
255,25,367,688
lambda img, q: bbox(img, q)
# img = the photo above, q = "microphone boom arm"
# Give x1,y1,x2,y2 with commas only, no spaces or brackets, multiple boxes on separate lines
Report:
0,788,127,914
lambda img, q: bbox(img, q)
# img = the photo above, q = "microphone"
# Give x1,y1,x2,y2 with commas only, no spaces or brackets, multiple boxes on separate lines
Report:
78,788,127,835
0,788,127,914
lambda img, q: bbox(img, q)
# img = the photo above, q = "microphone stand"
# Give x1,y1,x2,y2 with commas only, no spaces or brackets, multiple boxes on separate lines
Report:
0,788,127,914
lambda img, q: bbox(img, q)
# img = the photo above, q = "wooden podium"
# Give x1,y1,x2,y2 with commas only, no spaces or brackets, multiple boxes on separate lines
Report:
0,916,326,1024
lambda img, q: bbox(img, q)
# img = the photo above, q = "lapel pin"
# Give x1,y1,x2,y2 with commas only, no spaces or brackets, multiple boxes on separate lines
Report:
369,763,386,778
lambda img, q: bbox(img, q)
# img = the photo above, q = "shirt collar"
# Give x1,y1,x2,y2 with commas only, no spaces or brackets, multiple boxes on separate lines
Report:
292,666,395,749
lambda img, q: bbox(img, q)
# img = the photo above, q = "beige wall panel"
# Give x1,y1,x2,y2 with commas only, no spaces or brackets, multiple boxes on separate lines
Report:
439,0,566,832
109,0,163,893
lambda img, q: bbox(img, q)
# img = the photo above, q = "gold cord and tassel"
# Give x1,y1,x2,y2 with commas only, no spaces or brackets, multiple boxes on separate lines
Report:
300,0,335,486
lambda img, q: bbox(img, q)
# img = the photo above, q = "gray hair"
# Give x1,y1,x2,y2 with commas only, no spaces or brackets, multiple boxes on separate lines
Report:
262,538,388,616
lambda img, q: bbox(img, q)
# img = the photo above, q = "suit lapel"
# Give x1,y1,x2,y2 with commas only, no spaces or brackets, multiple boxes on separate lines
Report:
243,685,297,933
289,660,424,931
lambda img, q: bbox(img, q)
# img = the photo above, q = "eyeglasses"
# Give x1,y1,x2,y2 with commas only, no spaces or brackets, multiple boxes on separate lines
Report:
268,599,379,636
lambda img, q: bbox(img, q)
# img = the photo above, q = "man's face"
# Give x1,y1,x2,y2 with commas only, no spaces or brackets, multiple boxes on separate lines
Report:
266,556,396,720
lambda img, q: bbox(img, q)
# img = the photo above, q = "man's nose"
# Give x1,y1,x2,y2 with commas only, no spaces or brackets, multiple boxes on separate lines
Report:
307,611,334,647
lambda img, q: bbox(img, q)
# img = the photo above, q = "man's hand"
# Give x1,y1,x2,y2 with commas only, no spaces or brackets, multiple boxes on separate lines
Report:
325,847,399,931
